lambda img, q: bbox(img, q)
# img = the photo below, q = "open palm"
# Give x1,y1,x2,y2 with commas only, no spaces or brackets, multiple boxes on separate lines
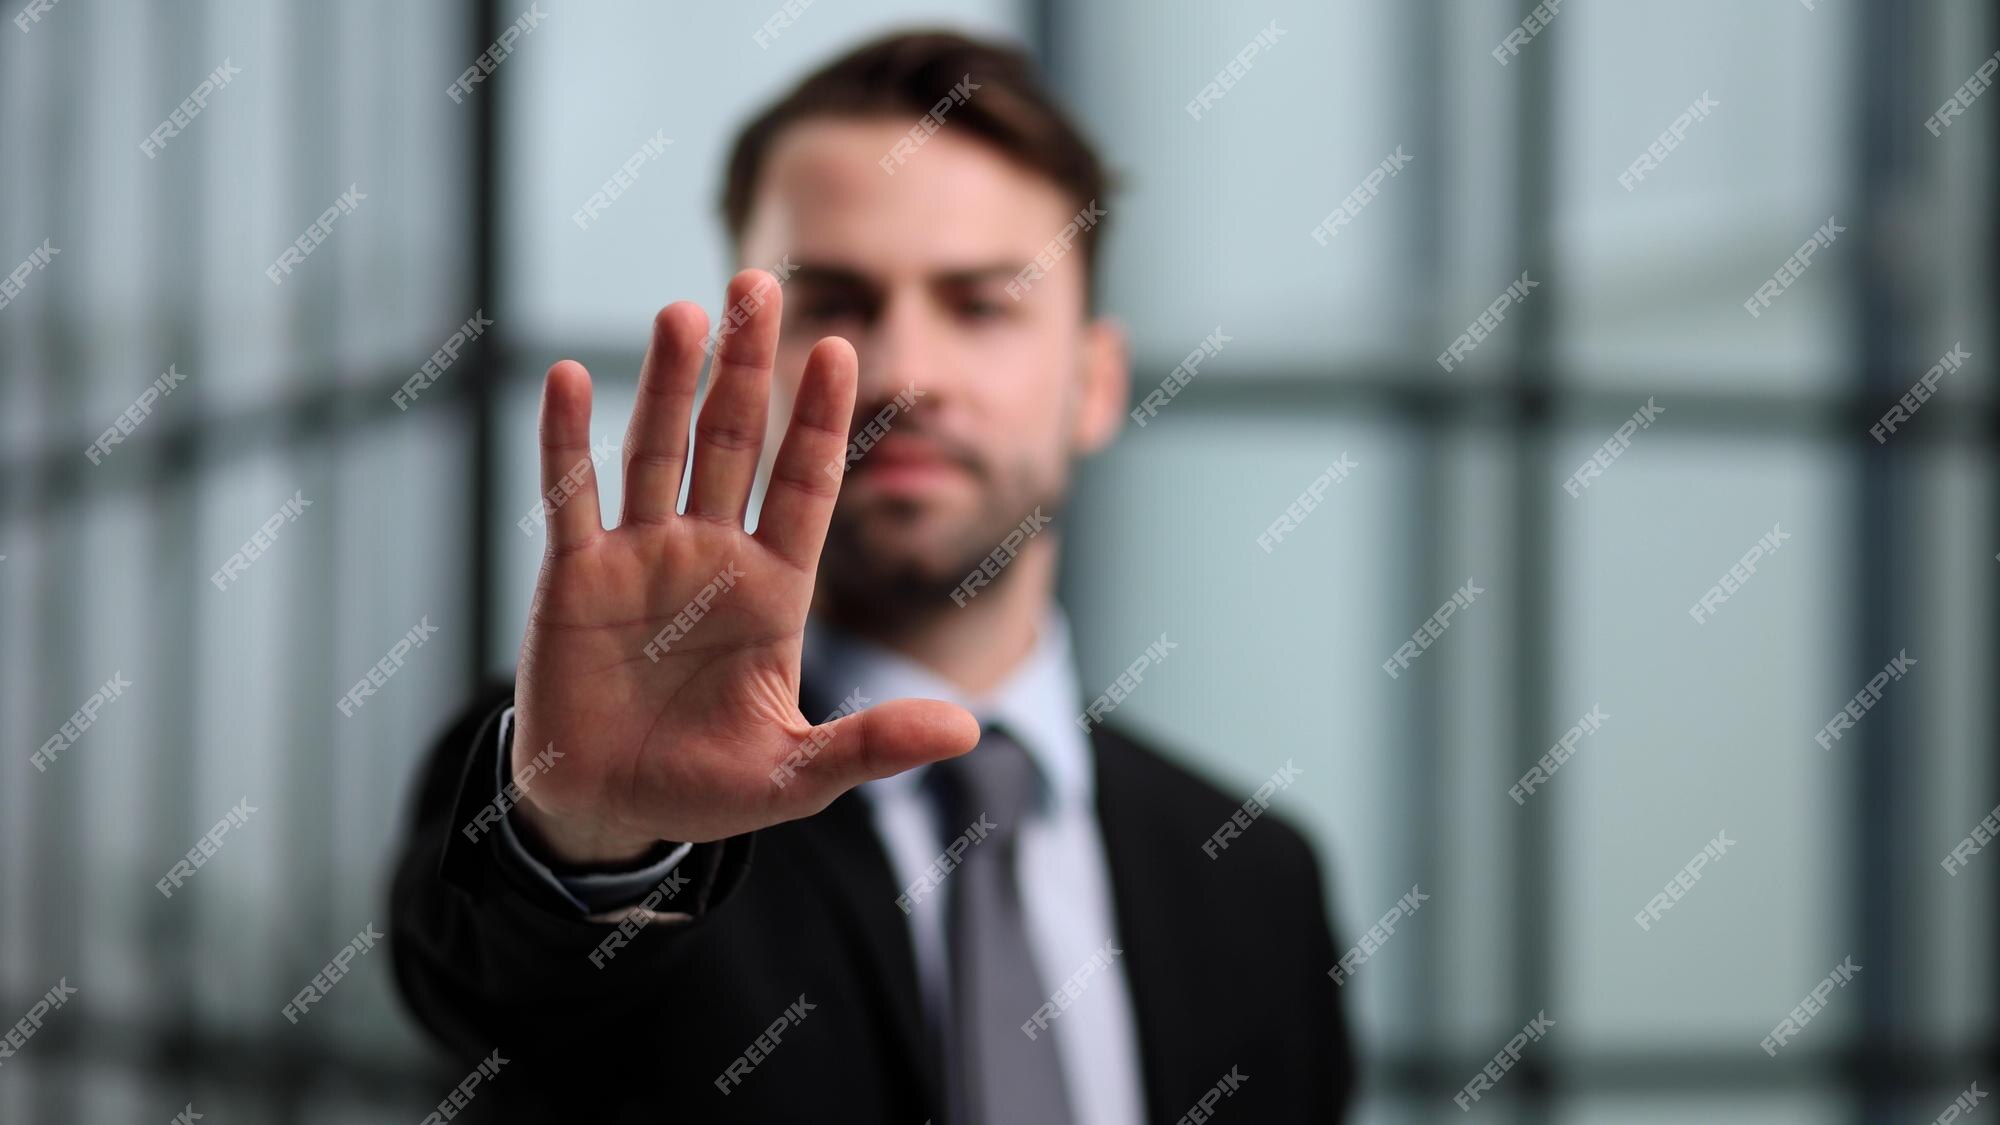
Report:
509,269,978,864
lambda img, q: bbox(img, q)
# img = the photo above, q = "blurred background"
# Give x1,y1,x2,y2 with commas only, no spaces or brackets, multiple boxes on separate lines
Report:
1,0,1994,1121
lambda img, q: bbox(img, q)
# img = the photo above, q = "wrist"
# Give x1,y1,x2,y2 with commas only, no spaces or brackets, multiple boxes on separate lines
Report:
509,791,667,870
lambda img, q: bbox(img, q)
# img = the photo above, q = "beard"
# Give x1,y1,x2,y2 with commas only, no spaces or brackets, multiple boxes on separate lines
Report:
815,451,1066,627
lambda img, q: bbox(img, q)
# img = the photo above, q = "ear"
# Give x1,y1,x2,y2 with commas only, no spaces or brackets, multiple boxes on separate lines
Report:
1071,315,1130,457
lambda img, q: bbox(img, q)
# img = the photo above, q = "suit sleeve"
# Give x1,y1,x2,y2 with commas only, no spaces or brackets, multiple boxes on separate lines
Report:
386,684,754,1058
1300,839,1358,1120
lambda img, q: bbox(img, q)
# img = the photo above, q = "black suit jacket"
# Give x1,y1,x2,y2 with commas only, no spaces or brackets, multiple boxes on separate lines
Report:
388,680,1355,1123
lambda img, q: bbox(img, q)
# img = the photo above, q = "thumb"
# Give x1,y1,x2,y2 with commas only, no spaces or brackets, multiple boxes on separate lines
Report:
797,697,980,798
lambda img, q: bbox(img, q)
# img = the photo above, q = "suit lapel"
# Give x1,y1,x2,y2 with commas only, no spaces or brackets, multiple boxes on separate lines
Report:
790,679,941,1109
1093,727,1198,1121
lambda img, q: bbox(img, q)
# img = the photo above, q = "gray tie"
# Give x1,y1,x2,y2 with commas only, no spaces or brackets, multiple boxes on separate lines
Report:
925,725,1075,1125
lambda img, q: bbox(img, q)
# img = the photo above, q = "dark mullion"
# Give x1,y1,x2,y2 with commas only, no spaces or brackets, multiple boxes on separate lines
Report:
144,0,206,1109
1506,0,1560,1117
468,0,502,686
9,356,2000,522
1404,0,1447,1094
1851,3,1924,1123
1985,0,2000,1099
30,6,91,1121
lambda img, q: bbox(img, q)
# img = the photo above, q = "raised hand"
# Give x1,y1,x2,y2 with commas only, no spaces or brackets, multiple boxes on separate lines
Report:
507,269,979,865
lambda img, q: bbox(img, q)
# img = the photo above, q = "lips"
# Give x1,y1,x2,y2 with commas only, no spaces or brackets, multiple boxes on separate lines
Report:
846,435,972,494
856,435,954,469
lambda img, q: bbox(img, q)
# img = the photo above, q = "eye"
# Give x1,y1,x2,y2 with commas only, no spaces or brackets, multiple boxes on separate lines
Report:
795,295,870,323
957,296,1009,321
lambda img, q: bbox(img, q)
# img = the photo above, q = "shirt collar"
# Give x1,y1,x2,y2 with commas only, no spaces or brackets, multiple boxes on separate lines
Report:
801,608,1094,812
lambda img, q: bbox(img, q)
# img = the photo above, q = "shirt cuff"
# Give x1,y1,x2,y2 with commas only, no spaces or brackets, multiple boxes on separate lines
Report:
494,706,695,915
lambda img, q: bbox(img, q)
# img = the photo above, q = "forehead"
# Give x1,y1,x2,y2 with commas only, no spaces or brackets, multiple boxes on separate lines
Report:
742,116,1078,275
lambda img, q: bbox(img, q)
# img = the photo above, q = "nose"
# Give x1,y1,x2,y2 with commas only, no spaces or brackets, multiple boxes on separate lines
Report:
855,289,954,416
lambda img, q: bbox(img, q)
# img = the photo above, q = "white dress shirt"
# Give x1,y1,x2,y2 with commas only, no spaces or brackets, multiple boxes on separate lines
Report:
497,609,1146,1125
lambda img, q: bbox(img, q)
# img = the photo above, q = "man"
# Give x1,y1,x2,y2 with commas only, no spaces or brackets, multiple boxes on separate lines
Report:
390,29,1353,1124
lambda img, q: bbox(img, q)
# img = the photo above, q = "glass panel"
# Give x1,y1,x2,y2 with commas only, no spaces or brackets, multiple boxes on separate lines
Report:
1552,0,1852,389
1062,408,1423,1045
501,0,1031,347
1550,428,1848,1046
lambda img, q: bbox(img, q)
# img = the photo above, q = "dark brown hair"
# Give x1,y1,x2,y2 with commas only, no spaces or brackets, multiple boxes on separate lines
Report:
722,29,1112,305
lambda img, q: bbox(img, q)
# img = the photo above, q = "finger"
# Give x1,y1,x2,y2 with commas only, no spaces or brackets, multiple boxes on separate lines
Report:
782,698,980,806
622,302,708,525
754,336,857,568
537,360,604,553
686,269,781,524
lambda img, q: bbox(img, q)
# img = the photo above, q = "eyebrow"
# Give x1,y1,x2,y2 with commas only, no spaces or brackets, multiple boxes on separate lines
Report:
784,262,1031,290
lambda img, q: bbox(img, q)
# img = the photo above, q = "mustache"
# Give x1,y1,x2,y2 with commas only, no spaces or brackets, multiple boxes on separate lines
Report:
838,406,986,479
